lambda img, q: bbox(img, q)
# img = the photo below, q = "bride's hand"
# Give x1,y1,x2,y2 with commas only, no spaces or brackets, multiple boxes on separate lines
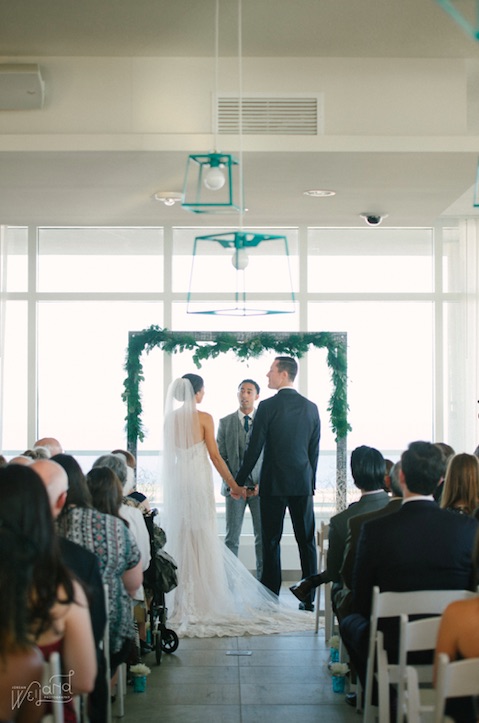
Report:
230,481,246,500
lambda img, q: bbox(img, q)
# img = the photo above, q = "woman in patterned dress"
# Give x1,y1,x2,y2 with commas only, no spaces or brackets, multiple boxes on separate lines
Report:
56,461,142,673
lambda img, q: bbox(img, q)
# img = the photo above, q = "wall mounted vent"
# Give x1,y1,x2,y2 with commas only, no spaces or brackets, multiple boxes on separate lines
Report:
216,94,323,135
0,64,45,110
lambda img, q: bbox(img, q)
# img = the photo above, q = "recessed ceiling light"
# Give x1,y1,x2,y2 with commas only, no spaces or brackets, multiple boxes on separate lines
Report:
153,191,183,206
303,189,336,198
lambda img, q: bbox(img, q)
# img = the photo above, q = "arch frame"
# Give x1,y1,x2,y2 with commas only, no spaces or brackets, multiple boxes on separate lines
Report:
122,326,350,510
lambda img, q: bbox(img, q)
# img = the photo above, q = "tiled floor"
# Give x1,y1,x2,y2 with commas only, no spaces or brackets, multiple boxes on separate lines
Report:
120,585,359,723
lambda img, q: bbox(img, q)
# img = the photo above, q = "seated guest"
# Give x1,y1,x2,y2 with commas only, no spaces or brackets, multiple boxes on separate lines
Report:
340,441,478,693
0,464,97,722
92,453,151,570
290,445,390,610
111,448,152,652
383,458,394,494
434,530,479,722
22,447,50,460
86,466,126,518
92,453,151,654
33,436,63,456
56,463,143,675
433,441,455,504
33,457,107,723
8,455,33,465
0,487,46,723
440,453,479,516
337,460,403,622
111,447,150,511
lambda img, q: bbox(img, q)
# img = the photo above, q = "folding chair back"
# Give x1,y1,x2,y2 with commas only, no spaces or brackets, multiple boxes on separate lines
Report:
364,587,474,723
393,615,442,723
434,653,479,723
315,522,331,638
42,651,64,723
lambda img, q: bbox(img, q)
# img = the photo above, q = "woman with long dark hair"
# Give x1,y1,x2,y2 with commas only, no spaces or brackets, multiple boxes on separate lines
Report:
0,464,96,722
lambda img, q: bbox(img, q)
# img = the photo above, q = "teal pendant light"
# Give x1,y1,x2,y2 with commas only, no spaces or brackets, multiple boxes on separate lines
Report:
186,230,295,316
182,152,242,214
435,1,479,40
186,0,295,316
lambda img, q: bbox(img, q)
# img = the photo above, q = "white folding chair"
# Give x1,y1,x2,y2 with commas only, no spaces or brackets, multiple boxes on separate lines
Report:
364,587,475,723
315,522,334,640
42,651,64,723
433,653,479,723
314,522,331,640
393,615,442,723
103,583,112,723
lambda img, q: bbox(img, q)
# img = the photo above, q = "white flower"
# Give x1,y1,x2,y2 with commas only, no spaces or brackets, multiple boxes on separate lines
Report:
330,662,349,676
329,635,340,649
129,663,151,676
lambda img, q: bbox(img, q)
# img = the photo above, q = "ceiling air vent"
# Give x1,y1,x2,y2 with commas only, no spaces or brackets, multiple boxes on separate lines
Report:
216,94,323,136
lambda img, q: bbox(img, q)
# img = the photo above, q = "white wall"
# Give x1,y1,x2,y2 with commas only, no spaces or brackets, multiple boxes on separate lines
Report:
0,56,471,149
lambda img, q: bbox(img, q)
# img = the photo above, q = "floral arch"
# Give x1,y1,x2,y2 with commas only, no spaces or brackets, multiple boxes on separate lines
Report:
122,326,350,510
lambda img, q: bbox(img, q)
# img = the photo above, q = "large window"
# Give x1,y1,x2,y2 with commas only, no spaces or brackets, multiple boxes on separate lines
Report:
1,222,477,515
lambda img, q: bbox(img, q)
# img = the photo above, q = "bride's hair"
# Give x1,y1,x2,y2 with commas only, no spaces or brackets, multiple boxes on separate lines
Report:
181,373,204,395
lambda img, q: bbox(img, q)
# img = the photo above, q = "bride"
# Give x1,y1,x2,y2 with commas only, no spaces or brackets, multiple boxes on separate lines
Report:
161,373,315,637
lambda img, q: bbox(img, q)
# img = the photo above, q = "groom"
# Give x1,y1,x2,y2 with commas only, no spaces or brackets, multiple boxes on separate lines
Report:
236,356,320,608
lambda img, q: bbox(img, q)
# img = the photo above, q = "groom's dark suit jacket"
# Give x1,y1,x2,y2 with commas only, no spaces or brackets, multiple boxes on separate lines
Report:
236,387,320,496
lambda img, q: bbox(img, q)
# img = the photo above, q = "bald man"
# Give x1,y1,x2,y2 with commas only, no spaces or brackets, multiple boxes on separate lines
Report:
33,437,63,457
31,459,107,723
8,455,33,465
31,459,68,516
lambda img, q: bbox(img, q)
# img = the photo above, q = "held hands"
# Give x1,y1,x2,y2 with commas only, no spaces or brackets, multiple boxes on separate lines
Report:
230,481,247,500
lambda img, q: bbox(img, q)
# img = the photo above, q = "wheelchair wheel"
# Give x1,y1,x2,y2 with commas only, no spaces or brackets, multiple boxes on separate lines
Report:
155,628,163,665
161,628,179,654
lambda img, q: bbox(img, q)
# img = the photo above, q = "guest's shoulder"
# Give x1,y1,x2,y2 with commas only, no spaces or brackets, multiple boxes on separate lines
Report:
330,505,355,525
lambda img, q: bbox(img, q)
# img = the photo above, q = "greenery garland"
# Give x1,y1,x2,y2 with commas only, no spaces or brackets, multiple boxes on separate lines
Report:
122,325,351,445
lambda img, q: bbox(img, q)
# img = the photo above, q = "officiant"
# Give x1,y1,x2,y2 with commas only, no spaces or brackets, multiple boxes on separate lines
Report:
217,379,263,580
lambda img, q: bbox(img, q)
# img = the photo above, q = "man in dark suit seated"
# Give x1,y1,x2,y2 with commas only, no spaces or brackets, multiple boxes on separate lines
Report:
236,356,321,609
336,460,404,622
339,441,478,691
290,445,390,609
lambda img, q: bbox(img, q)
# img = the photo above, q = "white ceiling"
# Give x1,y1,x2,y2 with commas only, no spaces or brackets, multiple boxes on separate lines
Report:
1,0,477,59
2,0,479,228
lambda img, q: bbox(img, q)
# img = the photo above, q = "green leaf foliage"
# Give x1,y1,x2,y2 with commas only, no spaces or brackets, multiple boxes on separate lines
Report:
123,326,350,445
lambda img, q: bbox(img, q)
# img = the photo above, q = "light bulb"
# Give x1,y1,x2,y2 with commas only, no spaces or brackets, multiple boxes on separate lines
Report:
204,165,226,191
232,248,249,270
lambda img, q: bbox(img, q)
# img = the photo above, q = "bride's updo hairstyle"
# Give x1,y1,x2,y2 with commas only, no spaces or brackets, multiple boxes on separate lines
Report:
182,373,204,394
171,373,204,402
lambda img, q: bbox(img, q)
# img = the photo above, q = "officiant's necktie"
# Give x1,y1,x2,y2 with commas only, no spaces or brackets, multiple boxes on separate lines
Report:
244,415,251,433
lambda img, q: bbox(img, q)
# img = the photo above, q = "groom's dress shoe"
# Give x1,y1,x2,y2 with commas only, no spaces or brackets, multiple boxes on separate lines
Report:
289,574,321,603
298,601,314,612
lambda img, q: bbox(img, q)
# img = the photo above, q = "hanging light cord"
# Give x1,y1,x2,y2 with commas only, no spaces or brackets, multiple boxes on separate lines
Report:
238,0,244,228
213,0,220,152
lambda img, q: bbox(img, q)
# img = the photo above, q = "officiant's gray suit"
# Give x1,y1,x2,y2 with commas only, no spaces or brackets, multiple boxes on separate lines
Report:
217,411,263,579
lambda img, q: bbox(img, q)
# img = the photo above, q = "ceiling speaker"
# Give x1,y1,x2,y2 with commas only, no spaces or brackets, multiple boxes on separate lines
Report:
0,64,45,110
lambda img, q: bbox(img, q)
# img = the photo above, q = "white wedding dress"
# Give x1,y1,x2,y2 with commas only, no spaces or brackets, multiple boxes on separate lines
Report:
161,377,315,638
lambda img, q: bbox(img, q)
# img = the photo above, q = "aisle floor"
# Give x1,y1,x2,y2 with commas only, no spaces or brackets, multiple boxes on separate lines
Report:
120,586,359,723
